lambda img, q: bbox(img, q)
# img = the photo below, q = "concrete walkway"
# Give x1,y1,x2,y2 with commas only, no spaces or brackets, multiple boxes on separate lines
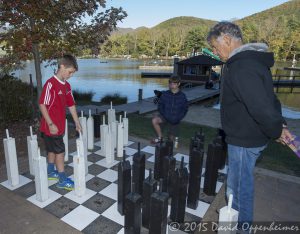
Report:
0,186,81,234
1,101,300,233
0,135,299,233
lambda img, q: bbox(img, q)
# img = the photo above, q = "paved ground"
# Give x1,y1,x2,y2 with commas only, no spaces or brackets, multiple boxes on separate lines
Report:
1,105,300,233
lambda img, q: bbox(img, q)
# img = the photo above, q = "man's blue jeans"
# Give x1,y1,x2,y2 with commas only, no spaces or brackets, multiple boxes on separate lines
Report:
226,144,266,228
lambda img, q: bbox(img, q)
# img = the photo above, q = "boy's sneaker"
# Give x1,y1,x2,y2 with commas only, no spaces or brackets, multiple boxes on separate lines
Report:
151,137,162,144
48,170,59,180
56,178,74,191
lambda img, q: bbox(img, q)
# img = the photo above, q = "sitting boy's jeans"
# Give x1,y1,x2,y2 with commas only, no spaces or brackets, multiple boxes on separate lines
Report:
226,144,266,231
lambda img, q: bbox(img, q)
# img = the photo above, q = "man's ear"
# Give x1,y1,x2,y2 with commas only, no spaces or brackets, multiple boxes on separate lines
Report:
223,34,232,46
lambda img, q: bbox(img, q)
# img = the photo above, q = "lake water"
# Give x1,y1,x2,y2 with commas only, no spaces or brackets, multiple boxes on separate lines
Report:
14,58,300,110
14,58,170,103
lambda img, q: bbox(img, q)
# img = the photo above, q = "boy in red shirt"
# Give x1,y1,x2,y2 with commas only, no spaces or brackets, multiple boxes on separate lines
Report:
39,54,81,190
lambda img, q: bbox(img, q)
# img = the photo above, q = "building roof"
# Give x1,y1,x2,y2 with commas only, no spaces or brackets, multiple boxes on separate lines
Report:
177,54,223,66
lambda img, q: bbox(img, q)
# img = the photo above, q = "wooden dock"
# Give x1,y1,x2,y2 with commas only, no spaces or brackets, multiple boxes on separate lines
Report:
76,86,220,115
141,72,173,78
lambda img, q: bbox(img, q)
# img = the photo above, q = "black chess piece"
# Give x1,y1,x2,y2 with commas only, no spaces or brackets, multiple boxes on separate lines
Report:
132,142,145,196
142,169,157,228
170,157,189,223
118,150,131,215
124,182,143,234
149,179,169,234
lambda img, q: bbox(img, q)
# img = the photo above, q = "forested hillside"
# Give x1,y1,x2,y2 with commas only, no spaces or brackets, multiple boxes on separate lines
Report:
100,16,216,58
236,0,300,60
100,0,300,61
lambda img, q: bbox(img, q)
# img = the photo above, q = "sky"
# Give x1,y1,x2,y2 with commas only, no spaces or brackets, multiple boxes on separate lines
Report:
105,0,291,29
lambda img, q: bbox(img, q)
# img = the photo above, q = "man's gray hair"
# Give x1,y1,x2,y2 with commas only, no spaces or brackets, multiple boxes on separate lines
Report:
207,21,243,43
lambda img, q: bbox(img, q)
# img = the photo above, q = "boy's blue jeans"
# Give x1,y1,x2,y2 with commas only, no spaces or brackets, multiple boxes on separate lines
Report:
226,144,266,230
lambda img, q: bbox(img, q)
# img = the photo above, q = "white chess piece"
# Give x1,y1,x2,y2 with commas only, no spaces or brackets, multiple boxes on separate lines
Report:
218,194,239,234
3,129,19,187
27,126,38,175
34,148,49,202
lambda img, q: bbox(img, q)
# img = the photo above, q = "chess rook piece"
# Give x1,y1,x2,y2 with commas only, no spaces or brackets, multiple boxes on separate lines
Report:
132,142,145,196
123,111,129,146
162,154,176,195
124,182,142,234
170,157,189,223
34,148,49,202
203,142,221,196
93,109,101,138
165,138,174,156
3,129,20,186
213,129,227,169
118,151,131,215
27,126,38,175
154,141,168,180
187,145,204,209
142,169,157,228
87,109,94,150
149,179,169,234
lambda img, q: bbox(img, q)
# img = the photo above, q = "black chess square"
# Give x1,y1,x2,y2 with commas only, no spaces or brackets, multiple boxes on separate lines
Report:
82,215,122,234
82,193,115,214
44,196,79,218
86,177,111,192
88,164,106,176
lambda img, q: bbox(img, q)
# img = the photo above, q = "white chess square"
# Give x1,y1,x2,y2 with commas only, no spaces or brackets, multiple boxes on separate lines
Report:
174,153,189,163
64,188,97,204
69,173,94,183
27,189,62,208
101,202,124,225
141,145,155,154
1,175,31,190
61,205,99,231
94,141,101,147
99,183,118,201
216,181,223,193
94,149,104,156
48,179,58,187
125,156,133,164
200,177,205,188
125,140,134,146
68,161,93,168
185,200,210,218
97,169,118,182
147,155,155,163
124,147,137,156
70,151,92,157
218,165,228,174
96,158,119,168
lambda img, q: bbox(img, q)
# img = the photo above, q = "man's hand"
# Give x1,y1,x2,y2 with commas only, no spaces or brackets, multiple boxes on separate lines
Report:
277,126,294,145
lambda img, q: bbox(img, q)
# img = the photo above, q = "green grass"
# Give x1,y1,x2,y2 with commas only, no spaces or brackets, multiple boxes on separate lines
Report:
128,113,300,177
257,141,300,177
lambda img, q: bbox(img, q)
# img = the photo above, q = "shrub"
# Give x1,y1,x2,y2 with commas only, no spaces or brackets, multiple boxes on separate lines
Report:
73,90,94,102
100,93,127,105
0,74,35,122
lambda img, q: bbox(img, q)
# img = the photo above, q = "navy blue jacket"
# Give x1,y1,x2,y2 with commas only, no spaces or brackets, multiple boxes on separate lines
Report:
221,47,284,147
158,90,188,124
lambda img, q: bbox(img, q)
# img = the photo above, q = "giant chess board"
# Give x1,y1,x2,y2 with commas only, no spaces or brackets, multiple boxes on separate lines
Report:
0,140,227,234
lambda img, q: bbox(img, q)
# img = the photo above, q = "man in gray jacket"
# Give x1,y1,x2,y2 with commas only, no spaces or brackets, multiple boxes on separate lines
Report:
206,21,291,232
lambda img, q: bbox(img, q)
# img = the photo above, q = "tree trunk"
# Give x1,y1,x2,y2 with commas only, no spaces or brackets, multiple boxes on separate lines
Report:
165,42,170,58
29,18,43,100
32,42,43,99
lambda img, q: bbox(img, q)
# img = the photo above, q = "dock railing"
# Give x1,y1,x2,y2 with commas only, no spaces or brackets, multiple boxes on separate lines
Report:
273,68,300,93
